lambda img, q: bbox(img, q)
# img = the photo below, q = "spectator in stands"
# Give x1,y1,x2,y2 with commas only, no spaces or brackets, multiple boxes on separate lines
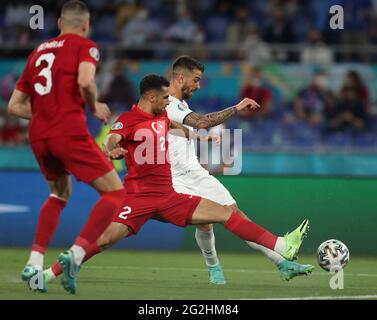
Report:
301,30,333,66
120,7,161,47
294,71,333,127
243,25,272,65
165,10,204,43
239,66,272,119
99,61,136,113
326,85,369,133
342,70,370,108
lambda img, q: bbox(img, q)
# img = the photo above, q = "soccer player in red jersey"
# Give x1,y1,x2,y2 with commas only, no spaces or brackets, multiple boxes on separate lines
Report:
8,0,125,293
42,74,309,294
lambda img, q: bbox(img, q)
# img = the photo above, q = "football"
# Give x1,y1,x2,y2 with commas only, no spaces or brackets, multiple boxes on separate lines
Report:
316,239,350,272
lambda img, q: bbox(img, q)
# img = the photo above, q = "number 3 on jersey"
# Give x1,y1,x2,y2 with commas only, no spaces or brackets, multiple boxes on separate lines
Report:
118,206,132,220
34,52,55,96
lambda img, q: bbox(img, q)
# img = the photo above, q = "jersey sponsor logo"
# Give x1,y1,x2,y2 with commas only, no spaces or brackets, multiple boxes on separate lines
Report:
177,103,187,111
89,47,100,61
111,122,123,130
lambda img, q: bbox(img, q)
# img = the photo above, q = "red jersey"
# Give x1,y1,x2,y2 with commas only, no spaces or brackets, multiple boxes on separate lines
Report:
16,33,100,142
109,105,173,194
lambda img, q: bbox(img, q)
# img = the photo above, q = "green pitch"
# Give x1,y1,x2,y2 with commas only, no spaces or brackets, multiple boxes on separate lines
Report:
0,247,376,300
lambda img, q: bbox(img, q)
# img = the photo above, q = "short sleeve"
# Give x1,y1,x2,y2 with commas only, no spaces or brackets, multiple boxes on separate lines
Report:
165,99,193,124
78,40,100,66
16,62,32,96
109,114,130,140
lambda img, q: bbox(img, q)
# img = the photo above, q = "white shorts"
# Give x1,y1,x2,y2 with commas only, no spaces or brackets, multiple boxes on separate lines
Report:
172,168,236,206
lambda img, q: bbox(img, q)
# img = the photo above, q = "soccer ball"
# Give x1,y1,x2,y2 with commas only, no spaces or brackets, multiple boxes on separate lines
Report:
316,239,350,272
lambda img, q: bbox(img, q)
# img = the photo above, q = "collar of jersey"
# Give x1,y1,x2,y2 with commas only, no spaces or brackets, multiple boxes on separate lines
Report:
131,104,157,119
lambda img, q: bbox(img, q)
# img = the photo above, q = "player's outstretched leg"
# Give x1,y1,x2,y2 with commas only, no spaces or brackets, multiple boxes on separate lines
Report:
195,225,226,285
191,199,310,262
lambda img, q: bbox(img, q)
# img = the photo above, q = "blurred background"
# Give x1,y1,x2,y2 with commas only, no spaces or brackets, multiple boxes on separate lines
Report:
0,0,376,255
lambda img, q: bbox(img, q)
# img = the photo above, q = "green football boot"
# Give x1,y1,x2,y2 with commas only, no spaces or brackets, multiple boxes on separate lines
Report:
278,260,314,281
58,250,80,294
282,219,310,261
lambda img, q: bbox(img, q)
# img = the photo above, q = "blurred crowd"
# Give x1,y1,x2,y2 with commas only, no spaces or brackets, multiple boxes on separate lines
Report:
1,60,375,150
1,0,377,149
1,0,377,62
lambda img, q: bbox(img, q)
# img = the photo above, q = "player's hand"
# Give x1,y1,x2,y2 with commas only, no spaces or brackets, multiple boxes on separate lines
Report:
93,102,111,123
107,147,127,160
235,98,260,112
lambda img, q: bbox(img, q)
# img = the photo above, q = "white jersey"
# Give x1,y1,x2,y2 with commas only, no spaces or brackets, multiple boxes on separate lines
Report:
166,95,235,206
166,96,203,176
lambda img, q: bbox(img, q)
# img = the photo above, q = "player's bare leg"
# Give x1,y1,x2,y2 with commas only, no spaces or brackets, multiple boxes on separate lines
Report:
230,203,314,280
22,175,71,286
57,169,125,294
191,198,310,261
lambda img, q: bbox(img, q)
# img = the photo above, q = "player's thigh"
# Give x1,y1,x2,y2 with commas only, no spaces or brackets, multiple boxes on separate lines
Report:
186,170,236,206
47,174,72,200
30,139,69,182
112,195,156,236
48,136,116,187
191,198,233,225
97,222,131,250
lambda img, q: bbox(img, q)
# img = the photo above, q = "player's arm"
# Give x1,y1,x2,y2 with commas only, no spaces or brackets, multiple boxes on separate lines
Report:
78,62,110,123
169,121,221,144
183,98,260,129
103,133,127,160
8,89,32,120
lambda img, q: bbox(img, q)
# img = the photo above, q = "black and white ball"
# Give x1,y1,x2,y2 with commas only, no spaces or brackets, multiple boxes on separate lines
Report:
317,239,350,272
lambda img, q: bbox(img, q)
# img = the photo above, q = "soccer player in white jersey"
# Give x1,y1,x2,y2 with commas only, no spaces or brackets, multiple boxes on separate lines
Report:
166,56,314,284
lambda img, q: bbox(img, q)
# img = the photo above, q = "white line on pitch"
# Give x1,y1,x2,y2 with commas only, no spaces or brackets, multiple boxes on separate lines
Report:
83,265,377,277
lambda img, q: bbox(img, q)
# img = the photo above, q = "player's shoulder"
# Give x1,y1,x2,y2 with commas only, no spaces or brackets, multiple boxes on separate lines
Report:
166,96,191,112
111,111,136,130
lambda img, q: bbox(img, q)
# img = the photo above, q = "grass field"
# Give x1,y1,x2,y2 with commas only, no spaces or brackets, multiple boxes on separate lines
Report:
0,247,376,300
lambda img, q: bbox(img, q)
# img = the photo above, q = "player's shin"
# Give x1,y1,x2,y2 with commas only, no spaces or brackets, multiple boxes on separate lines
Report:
245,241,285,265
195,227,219,267
28,196,67,267
224,212,278,250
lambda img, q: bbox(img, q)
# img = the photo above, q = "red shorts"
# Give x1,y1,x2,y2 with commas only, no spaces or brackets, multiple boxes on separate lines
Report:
112,192,202,235
30,135,114,183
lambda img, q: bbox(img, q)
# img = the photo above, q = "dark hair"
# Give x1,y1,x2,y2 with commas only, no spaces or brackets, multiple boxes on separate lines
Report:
140,74,170,95
172,56,204,73
61,0,89,16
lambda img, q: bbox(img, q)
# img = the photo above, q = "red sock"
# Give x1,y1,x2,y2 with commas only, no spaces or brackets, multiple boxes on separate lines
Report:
51,242,102,277
224,212,278,250
75,189,125,246
32,196,67,254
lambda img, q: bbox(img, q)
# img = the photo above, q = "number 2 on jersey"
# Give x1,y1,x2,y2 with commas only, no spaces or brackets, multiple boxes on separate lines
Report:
118,206,132,220
34,52,55,96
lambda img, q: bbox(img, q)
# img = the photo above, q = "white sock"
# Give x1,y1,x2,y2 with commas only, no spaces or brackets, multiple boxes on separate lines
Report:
246,241,285,265
195,228,219,267
70,245,86,266
27,251,44,268
45,267,57,282
273,237,286,256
